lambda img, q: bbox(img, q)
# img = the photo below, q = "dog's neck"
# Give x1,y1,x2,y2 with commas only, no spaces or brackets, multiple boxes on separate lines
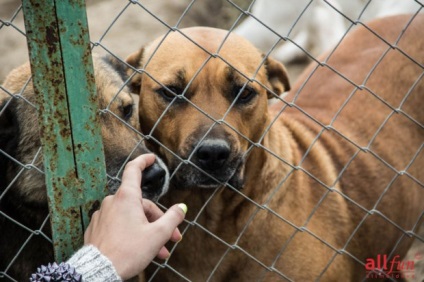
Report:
243,119,295,196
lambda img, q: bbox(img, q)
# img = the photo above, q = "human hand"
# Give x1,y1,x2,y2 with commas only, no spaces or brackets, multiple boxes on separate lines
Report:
84,154,186,280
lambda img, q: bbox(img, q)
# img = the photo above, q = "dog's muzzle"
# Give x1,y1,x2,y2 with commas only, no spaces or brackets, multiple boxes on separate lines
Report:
141,155,170,201
174,138,244,189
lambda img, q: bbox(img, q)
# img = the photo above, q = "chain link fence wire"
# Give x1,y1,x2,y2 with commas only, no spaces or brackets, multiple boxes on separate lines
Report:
1,0,423,281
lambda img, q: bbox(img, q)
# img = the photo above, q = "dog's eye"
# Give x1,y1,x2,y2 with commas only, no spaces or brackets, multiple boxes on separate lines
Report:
122,104,134,121
233,86,257,104
155,86,181,101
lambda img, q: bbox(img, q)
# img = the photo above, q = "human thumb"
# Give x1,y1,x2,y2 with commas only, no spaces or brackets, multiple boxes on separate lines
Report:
154,203,187,240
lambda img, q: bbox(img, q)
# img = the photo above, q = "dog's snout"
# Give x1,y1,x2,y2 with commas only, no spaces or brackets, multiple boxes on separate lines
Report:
142,163,165,186
195,140,231,171
141,162,165,196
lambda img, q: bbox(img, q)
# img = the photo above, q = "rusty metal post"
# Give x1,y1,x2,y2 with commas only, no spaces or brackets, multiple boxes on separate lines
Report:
21,0,108,261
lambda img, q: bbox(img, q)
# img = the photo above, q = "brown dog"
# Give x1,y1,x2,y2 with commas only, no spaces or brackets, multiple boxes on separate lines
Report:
127,15,423,281
0,54,170,281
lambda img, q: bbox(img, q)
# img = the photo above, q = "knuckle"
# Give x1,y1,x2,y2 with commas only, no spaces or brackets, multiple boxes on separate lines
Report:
103,195,114,203
143,199,154,210
100,195,114,206
91,210,99,218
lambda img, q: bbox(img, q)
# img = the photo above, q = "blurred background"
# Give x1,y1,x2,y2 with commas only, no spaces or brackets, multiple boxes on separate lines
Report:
0,0,308,83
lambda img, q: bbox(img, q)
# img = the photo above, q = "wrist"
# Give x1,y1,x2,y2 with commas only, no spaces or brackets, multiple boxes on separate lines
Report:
67,245,122,282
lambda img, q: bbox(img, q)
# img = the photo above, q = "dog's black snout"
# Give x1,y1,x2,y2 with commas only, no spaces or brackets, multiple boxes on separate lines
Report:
196,140,231,170
141,162,166,194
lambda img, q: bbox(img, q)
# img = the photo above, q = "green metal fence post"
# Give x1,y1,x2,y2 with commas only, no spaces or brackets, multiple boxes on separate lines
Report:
21,0,108,261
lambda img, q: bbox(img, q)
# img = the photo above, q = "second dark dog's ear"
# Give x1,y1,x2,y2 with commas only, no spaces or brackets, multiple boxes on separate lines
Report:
125,48,144,95
264,56,291,98
102,55,129,83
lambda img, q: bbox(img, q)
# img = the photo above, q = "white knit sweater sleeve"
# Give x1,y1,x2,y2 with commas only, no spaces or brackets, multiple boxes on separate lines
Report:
66,245,122,282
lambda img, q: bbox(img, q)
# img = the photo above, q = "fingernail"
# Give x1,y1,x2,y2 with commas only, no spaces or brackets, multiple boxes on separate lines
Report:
177,203,187,215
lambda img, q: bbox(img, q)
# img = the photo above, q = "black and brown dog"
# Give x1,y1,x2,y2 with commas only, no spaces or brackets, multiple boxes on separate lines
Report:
126,15,424,281
0,54,169,281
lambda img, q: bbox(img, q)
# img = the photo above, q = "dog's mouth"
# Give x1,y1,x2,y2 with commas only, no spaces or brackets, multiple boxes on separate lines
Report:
169,139,245,190
173,158,244,190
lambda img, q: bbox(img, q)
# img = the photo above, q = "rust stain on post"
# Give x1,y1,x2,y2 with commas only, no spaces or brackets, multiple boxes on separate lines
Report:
22,0,107,261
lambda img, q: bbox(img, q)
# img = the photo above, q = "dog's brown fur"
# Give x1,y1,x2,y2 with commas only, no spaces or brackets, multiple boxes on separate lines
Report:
127,15,424,281
0,54,166,281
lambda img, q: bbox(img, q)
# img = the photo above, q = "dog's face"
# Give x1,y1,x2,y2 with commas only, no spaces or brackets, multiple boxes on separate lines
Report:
127,27,290,190
0,54,169,206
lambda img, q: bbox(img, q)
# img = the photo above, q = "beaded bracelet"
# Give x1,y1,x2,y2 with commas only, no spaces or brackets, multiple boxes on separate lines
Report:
30,262,82,282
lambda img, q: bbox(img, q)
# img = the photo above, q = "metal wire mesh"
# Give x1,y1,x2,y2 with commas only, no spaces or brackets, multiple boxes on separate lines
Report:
1,0,423,281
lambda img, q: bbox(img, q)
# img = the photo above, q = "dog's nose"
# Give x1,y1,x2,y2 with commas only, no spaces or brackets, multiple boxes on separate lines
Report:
195,140,231,171
141,162,166,197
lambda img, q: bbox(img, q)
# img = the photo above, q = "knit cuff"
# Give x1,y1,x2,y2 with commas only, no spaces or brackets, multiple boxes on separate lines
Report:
67,245,121,282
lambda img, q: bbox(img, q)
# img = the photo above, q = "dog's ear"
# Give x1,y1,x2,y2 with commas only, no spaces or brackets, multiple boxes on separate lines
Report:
264,56,291,98
125,48,144,95
102,55,129,83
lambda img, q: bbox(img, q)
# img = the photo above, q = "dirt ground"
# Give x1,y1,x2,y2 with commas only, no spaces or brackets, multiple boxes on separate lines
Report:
0,0,422,281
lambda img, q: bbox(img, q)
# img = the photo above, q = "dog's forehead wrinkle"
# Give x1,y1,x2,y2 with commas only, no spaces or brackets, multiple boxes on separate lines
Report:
225,65,236,82
176,69,186,83
151,66,187,87
166,68,188,91
220,60,261,87
226,66,253,86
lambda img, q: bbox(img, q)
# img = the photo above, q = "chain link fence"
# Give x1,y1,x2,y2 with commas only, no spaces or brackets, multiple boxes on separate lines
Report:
1,0,423,281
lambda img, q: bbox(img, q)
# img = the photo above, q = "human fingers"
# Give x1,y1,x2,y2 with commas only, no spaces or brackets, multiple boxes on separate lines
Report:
156,204,187,259
152,204,187,238
143,199,164,222
117,154,156,199
156,246,170,260
143,200,183,242
170,228,183,243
